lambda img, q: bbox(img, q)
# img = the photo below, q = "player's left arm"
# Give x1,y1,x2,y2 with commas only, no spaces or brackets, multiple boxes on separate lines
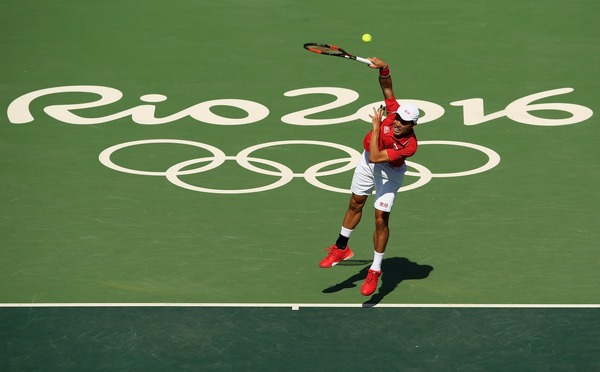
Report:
368,107,391,163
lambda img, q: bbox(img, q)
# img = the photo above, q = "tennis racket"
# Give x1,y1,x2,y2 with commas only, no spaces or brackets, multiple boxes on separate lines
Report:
303,42,373,65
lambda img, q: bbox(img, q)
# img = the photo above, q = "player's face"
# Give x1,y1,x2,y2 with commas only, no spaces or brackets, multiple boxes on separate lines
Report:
393,116,415,137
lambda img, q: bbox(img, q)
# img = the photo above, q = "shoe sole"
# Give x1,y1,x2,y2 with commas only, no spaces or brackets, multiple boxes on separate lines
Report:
331,251,354,266
320,250,354,268
361,284,378,296
361,289,376,296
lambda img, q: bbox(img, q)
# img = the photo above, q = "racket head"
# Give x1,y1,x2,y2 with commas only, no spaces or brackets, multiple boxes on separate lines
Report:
303,42,347,57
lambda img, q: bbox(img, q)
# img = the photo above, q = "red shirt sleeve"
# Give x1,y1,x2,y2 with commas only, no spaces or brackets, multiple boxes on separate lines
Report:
385,97,399,118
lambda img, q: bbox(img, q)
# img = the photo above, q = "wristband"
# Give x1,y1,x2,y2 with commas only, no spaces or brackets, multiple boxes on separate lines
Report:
379,65,390,78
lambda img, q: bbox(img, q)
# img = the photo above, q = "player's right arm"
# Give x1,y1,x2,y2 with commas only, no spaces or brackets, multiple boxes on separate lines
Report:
367,57,394,100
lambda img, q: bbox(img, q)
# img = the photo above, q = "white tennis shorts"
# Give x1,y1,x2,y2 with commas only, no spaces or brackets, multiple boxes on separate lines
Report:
350,151,407,212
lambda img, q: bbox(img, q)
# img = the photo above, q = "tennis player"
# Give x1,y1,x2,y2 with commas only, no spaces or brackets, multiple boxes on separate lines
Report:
319,57,420,296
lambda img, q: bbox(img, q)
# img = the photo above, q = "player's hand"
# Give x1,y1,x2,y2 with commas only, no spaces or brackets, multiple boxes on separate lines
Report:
367,57,387,69
369,106,383,130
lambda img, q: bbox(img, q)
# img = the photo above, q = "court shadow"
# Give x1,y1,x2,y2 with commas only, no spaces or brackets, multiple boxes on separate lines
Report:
322,257,433,307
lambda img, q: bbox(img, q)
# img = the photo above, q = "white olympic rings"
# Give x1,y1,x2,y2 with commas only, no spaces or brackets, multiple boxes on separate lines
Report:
98,139,501,194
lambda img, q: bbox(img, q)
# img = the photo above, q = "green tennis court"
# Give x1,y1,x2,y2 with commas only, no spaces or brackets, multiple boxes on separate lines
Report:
1,0,599,369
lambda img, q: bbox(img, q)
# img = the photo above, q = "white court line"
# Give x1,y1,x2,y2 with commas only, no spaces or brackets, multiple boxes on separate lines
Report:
0,303,599,309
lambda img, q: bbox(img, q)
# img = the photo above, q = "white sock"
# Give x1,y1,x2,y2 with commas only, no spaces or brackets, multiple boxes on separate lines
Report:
340,226,353,237
369,251,384,272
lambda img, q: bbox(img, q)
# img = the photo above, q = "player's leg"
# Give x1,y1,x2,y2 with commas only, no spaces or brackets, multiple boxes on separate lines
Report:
336,192,367,249
342,193,367,231
342,150,375,244
360,208,389,296
373,208,390,255
361,164,405,295
320,152,373,268
319,193,366,268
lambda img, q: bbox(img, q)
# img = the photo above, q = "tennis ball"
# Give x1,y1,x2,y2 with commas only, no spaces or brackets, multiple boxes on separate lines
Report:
362,33,372,43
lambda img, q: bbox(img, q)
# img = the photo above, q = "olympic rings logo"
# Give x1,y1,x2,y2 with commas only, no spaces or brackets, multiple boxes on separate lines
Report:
98,139,501,194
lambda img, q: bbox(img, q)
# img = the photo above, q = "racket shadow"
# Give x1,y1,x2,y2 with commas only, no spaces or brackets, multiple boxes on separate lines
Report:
322,257,434,306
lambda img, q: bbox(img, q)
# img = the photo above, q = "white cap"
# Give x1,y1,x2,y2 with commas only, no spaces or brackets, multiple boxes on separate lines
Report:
392,102,419,124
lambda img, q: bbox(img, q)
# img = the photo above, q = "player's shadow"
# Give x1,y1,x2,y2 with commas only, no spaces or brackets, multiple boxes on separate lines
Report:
322,257,433,307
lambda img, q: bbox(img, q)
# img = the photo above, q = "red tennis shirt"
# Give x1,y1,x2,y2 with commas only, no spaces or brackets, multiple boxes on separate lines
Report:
362,97,418,167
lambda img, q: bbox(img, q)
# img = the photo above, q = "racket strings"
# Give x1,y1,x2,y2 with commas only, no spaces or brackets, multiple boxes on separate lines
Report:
305,44,344,56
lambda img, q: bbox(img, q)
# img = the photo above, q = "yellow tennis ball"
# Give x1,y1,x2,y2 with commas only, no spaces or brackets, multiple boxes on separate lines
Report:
362,33,372,43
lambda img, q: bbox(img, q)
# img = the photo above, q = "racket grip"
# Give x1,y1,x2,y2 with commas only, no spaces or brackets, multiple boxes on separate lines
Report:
355,56,373,65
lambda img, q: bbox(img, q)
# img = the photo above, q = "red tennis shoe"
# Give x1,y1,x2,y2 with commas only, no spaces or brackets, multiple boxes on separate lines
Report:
319,245,354,268
360,269,382,296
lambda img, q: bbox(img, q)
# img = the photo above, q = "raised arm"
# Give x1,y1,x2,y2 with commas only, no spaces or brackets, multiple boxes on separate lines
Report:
367,57,394,100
